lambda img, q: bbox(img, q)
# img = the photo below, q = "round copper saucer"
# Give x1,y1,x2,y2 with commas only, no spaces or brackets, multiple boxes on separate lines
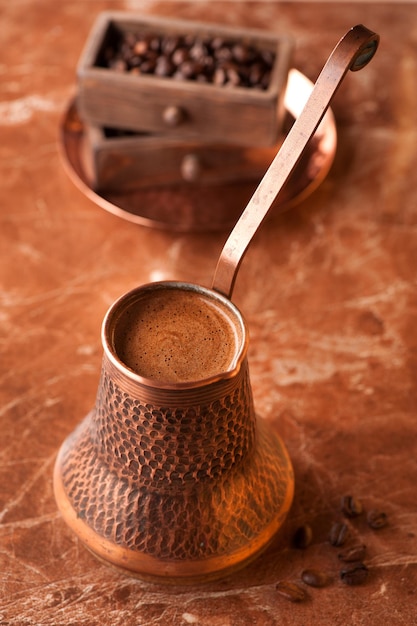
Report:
59,69,337,232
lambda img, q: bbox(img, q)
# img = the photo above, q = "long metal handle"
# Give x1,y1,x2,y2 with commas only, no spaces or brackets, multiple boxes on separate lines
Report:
212,24,379,298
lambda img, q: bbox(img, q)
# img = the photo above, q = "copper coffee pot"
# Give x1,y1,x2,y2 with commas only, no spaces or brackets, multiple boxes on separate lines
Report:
54,26,379,583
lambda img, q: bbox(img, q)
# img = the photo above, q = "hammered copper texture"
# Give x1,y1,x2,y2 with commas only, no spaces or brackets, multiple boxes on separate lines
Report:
57,357,293,563
92,364,256,486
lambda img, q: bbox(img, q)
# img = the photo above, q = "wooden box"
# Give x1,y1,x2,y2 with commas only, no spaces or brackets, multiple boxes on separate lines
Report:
76,12,293,147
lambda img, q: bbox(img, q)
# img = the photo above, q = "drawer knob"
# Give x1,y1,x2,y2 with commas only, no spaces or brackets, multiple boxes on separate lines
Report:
181,153,201,182
163,105,184,127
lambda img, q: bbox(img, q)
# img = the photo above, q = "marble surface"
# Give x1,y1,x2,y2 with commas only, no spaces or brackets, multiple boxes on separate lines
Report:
1,2,416,624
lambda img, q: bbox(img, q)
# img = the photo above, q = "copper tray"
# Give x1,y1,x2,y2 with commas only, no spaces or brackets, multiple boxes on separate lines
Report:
59,69,337,232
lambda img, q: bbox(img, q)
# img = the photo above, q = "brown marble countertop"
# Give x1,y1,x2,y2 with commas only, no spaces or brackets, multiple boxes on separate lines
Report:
1,2,416,624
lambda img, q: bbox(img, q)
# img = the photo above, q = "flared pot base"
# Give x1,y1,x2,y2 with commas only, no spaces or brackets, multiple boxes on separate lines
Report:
54,415,294,584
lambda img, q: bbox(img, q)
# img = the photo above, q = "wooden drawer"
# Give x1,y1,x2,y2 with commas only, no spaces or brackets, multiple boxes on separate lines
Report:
81,123,277,192
76,12,293,147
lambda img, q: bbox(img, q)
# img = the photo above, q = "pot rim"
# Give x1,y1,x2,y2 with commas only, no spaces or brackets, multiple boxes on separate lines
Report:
102,280,249,390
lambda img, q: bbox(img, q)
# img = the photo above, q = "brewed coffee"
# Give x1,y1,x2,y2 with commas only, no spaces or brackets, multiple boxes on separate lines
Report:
113,285,243,383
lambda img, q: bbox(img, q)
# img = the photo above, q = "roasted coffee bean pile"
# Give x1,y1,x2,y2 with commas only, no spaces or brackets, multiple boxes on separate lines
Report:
275,495,389,603
101,30,276,90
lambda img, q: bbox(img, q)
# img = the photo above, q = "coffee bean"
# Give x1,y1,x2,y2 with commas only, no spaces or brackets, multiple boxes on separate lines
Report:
133,39,149,56
261,49,275,65
149,36,161,53
213,67,227,86
101,29,276,90
184,34,195,48
338,543,367,562
215,45,233,63
155,56,175,77
329,522,348,547
210,36,225,50
249,62,264,86
260,71,272,90
120,43,132,62
341,495,363,518
129,54,143,69
172,47,189,66
232,43,255,64
367,509,388,529
190,41,208,61
226,67,241,87
340,562,369,586
162,35,181,56
275,581,306,602
301,568,332,588
137,59,156,74
124,32,137,48
175,60,200,80
109,59,127,72
293,524,313,549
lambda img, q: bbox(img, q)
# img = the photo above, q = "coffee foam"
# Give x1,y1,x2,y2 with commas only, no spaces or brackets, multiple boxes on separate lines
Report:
113,287,243,383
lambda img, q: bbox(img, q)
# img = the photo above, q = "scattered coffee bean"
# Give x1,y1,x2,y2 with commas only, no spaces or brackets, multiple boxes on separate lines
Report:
341,495,363,518
293,524,313,549
275,580,306,602
367,509,388,529
99,30,276,90
301,568,332,588
329,522,348,547
338,543,367,562
340,562,369,586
